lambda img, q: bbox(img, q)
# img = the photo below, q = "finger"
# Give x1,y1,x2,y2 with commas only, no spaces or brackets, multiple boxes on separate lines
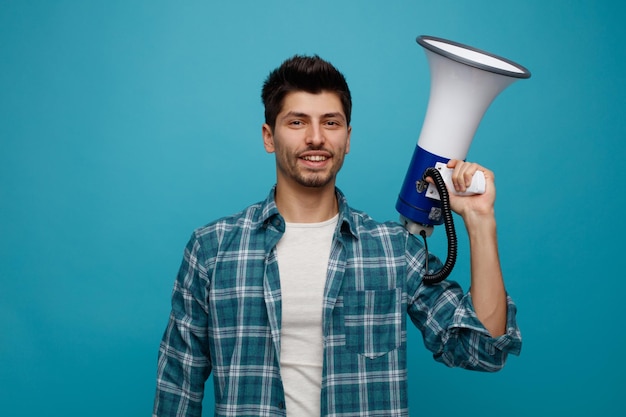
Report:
446,160,464,191
453,162,480,191
452,161,470,191
446,159,459,169
463,162,480,187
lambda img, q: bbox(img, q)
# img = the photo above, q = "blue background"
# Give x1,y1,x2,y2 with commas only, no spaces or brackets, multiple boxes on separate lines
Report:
1,1,624,416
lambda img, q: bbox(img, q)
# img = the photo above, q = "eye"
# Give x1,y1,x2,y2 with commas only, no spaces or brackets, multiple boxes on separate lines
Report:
324,120,342,128
288,120,304,127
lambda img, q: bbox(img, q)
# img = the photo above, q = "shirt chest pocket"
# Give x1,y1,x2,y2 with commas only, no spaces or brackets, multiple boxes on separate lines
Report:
343,288,402,359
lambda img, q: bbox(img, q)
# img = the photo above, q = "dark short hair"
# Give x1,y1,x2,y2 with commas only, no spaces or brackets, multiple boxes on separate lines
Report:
261,55,352,129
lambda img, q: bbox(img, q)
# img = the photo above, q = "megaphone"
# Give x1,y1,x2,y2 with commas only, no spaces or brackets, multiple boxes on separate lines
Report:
396,35,530,283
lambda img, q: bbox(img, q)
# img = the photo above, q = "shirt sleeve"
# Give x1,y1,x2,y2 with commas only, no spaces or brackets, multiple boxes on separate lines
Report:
405,233,522,372
153,233,212,417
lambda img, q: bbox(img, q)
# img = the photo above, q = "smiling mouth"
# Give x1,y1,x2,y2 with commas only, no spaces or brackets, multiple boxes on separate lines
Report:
301,155,329,162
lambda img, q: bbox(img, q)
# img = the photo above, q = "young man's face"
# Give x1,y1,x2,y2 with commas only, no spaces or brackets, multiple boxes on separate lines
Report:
262,91,351,190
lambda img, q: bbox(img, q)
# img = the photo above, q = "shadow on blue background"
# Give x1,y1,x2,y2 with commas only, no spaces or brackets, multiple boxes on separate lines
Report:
1,1,624,416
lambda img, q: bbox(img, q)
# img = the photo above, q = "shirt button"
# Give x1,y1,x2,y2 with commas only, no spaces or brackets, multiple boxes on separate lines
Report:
278,401,285,409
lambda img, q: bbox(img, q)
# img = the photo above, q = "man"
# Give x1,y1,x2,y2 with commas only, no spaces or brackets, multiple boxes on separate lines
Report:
153,55,521,417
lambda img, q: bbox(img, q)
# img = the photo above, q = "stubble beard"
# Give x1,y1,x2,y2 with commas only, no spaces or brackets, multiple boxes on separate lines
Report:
278,149,345,189
294,171,334,188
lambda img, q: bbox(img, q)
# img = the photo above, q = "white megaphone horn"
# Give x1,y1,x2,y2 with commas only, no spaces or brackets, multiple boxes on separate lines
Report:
396,35,531,238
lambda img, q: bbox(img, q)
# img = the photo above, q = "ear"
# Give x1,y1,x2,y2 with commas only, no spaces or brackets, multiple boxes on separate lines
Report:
345,125,352,154
262,123,275,153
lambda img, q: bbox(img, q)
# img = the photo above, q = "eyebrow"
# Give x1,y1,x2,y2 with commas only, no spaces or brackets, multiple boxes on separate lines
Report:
281,111,346,121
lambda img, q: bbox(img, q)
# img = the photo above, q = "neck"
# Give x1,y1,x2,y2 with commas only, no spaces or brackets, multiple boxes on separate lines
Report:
274,181,338,223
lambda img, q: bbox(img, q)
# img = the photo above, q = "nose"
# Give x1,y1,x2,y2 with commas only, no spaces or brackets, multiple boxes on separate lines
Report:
305,124,325,147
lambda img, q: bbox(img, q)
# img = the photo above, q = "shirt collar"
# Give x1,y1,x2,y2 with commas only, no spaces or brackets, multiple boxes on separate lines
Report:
259,185,358,240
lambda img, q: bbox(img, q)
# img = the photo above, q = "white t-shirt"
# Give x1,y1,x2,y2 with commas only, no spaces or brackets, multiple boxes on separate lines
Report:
276,214,338,416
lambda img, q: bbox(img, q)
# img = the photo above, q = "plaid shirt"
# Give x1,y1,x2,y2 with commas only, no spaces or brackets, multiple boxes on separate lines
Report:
154,187,521,417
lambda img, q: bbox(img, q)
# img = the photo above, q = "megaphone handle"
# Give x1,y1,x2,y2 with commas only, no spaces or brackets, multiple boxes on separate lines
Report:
425,162,486,201
421,167,458,285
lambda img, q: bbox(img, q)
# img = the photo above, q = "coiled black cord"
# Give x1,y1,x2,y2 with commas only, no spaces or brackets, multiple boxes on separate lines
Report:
420,167,457,285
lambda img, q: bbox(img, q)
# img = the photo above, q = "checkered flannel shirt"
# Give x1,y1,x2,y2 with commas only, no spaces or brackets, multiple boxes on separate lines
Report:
153,187,521,416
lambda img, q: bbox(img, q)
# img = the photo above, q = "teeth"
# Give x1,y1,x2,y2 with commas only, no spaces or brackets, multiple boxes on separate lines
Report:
303,155,327,162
